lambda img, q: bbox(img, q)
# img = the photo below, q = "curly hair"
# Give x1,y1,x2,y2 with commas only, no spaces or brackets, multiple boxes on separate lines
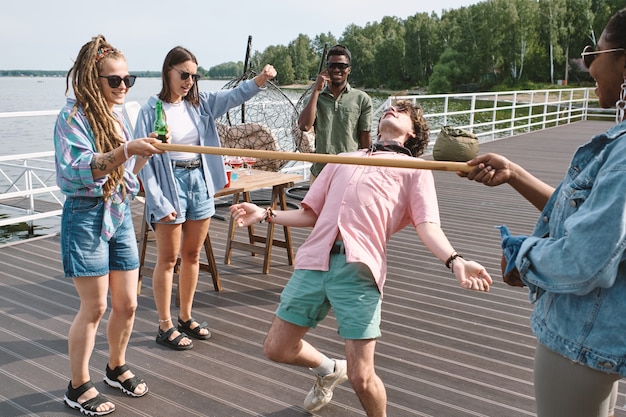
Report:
65,34,126,201
383,100,430,157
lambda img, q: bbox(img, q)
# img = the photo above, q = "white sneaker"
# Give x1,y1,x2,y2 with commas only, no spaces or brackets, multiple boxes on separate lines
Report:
303,359,348,412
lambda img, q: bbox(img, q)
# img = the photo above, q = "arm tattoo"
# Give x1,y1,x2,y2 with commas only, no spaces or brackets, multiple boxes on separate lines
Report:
90,151,117,172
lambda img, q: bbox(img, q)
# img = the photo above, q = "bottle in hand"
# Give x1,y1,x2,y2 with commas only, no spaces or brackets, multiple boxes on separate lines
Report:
154,100,168,143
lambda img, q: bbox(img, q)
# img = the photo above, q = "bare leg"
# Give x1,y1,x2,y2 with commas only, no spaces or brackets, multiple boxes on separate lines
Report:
345,339,387,417
153,223,192,347
107,269,147,395
263,316,321,367
68,275,114,413
177,218,210,337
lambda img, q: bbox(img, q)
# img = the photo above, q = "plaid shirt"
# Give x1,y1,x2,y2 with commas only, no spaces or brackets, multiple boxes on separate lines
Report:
54,98,140,241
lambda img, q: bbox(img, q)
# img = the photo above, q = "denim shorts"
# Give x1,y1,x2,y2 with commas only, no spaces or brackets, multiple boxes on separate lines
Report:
61,196,139,277
276,252,382,340
154,162,215,225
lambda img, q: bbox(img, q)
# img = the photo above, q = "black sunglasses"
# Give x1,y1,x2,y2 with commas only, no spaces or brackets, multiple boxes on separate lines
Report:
170,66,200,82
581,45,626,69
99,75,136,88
326,62,351,71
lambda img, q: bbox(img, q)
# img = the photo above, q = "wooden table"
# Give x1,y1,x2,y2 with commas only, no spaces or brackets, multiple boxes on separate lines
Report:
218,169,302,275
137,169,302,299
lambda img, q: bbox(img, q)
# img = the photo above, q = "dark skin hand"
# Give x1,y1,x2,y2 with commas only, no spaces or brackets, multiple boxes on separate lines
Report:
458,153,554,211
459,153,545,287
457,153,514,187
500,254,525,287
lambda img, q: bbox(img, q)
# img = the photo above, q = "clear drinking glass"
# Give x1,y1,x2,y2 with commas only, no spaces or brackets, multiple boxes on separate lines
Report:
229,156,243,171
243,157,257,175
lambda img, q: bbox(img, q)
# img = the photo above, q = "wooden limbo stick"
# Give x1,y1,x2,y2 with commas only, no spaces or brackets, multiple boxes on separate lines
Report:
154,143,473,173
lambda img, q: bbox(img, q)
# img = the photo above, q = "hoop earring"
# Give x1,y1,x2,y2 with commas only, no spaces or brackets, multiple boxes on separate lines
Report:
616,77,626,124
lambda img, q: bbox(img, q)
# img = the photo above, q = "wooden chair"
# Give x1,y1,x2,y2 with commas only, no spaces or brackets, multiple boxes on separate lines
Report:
218,122,283,171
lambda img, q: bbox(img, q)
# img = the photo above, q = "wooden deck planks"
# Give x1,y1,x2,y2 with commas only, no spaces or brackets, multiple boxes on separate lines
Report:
1,120,624,416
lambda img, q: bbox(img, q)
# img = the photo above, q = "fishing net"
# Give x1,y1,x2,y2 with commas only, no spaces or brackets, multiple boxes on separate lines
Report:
291,85,317,154
216,70,313,171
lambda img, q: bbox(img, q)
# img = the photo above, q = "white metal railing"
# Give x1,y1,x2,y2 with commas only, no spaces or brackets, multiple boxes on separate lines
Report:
0,151,63,245
0,87,611,244
373,87,606,147
279,160,311,180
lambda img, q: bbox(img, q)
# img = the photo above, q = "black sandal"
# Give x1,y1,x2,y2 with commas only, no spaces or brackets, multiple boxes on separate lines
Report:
103,364,148,398
64,380,115,416
178,317,212,340
156,326,194,350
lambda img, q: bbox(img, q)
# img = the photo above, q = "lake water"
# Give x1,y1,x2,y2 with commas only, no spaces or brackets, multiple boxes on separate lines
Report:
0,77,393,156
0,77,235,155
0,77,244,243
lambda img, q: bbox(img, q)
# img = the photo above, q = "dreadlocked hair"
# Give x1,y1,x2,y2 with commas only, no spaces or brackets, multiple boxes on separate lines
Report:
65,34,126,201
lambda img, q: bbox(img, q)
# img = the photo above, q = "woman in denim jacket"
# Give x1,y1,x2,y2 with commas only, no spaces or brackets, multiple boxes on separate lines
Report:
460,8,626,417
134,46,276,350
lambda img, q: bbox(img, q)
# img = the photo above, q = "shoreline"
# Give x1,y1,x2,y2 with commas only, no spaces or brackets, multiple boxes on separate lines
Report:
280,82,424,96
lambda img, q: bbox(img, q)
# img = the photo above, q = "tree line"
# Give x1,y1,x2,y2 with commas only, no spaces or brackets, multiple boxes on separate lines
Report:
226,0,622,93
0,70,162,78
5,0,622,93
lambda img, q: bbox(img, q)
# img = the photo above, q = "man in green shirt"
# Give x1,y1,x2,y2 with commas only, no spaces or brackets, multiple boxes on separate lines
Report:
298,44,373,181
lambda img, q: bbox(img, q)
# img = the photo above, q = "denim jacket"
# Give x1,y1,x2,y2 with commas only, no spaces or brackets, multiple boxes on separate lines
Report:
133,79,260,224
517,121,626,376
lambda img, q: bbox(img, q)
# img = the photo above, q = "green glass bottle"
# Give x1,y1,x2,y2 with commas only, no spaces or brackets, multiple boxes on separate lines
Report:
154,100,168,143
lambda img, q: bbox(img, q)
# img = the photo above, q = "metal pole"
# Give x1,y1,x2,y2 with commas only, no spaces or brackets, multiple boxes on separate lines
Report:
241,35,252,123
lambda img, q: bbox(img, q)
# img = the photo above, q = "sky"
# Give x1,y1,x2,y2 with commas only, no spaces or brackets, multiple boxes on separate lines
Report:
2,0,481,72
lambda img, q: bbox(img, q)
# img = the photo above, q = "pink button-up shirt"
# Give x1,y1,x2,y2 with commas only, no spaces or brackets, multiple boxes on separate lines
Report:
295,150,441,296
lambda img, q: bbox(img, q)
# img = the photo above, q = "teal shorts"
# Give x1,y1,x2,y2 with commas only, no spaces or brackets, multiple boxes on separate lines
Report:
276,252,382,339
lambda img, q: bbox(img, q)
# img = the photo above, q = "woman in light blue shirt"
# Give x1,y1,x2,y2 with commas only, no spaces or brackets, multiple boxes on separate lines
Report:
460,8,626,417
134,46,276,351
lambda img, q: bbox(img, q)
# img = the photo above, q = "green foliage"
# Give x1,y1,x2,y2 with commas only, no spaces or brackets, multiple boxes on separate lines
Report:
0,69,163,78
428,48,474,93
404,13,440,86
258,45,295,85
7,0,621,92
0,70,66,77
207,62,243,79
289,34,315,82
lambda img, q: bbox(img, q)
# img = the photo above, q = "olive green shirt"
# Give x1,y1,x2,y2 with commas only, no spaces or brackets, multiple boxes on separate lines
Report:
310,83,373,177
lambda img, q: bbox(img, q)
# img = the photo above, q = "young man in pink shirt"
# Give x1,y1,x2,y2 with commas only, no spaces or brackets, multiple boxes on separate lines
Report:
230,100,492,417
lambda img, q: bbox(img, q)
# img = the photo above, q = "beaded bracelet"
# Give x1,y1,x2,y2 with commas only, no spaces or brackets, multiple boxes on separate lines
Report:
123,142,129,160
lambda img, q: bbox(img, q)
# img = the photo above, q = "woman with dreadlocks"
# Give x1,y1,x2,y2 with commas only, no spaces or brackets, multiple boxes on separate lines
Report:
54,35,164,416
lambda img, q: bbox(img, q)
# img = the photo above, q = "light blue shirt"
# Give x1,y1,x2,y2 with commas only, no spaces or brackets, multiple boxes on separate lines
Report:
515,121,626,376
134,79,261,224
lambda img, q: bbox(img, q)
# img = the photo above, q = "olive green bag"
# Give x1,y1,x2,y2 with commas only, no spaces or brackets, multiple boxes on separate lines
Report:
433,126,479,162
